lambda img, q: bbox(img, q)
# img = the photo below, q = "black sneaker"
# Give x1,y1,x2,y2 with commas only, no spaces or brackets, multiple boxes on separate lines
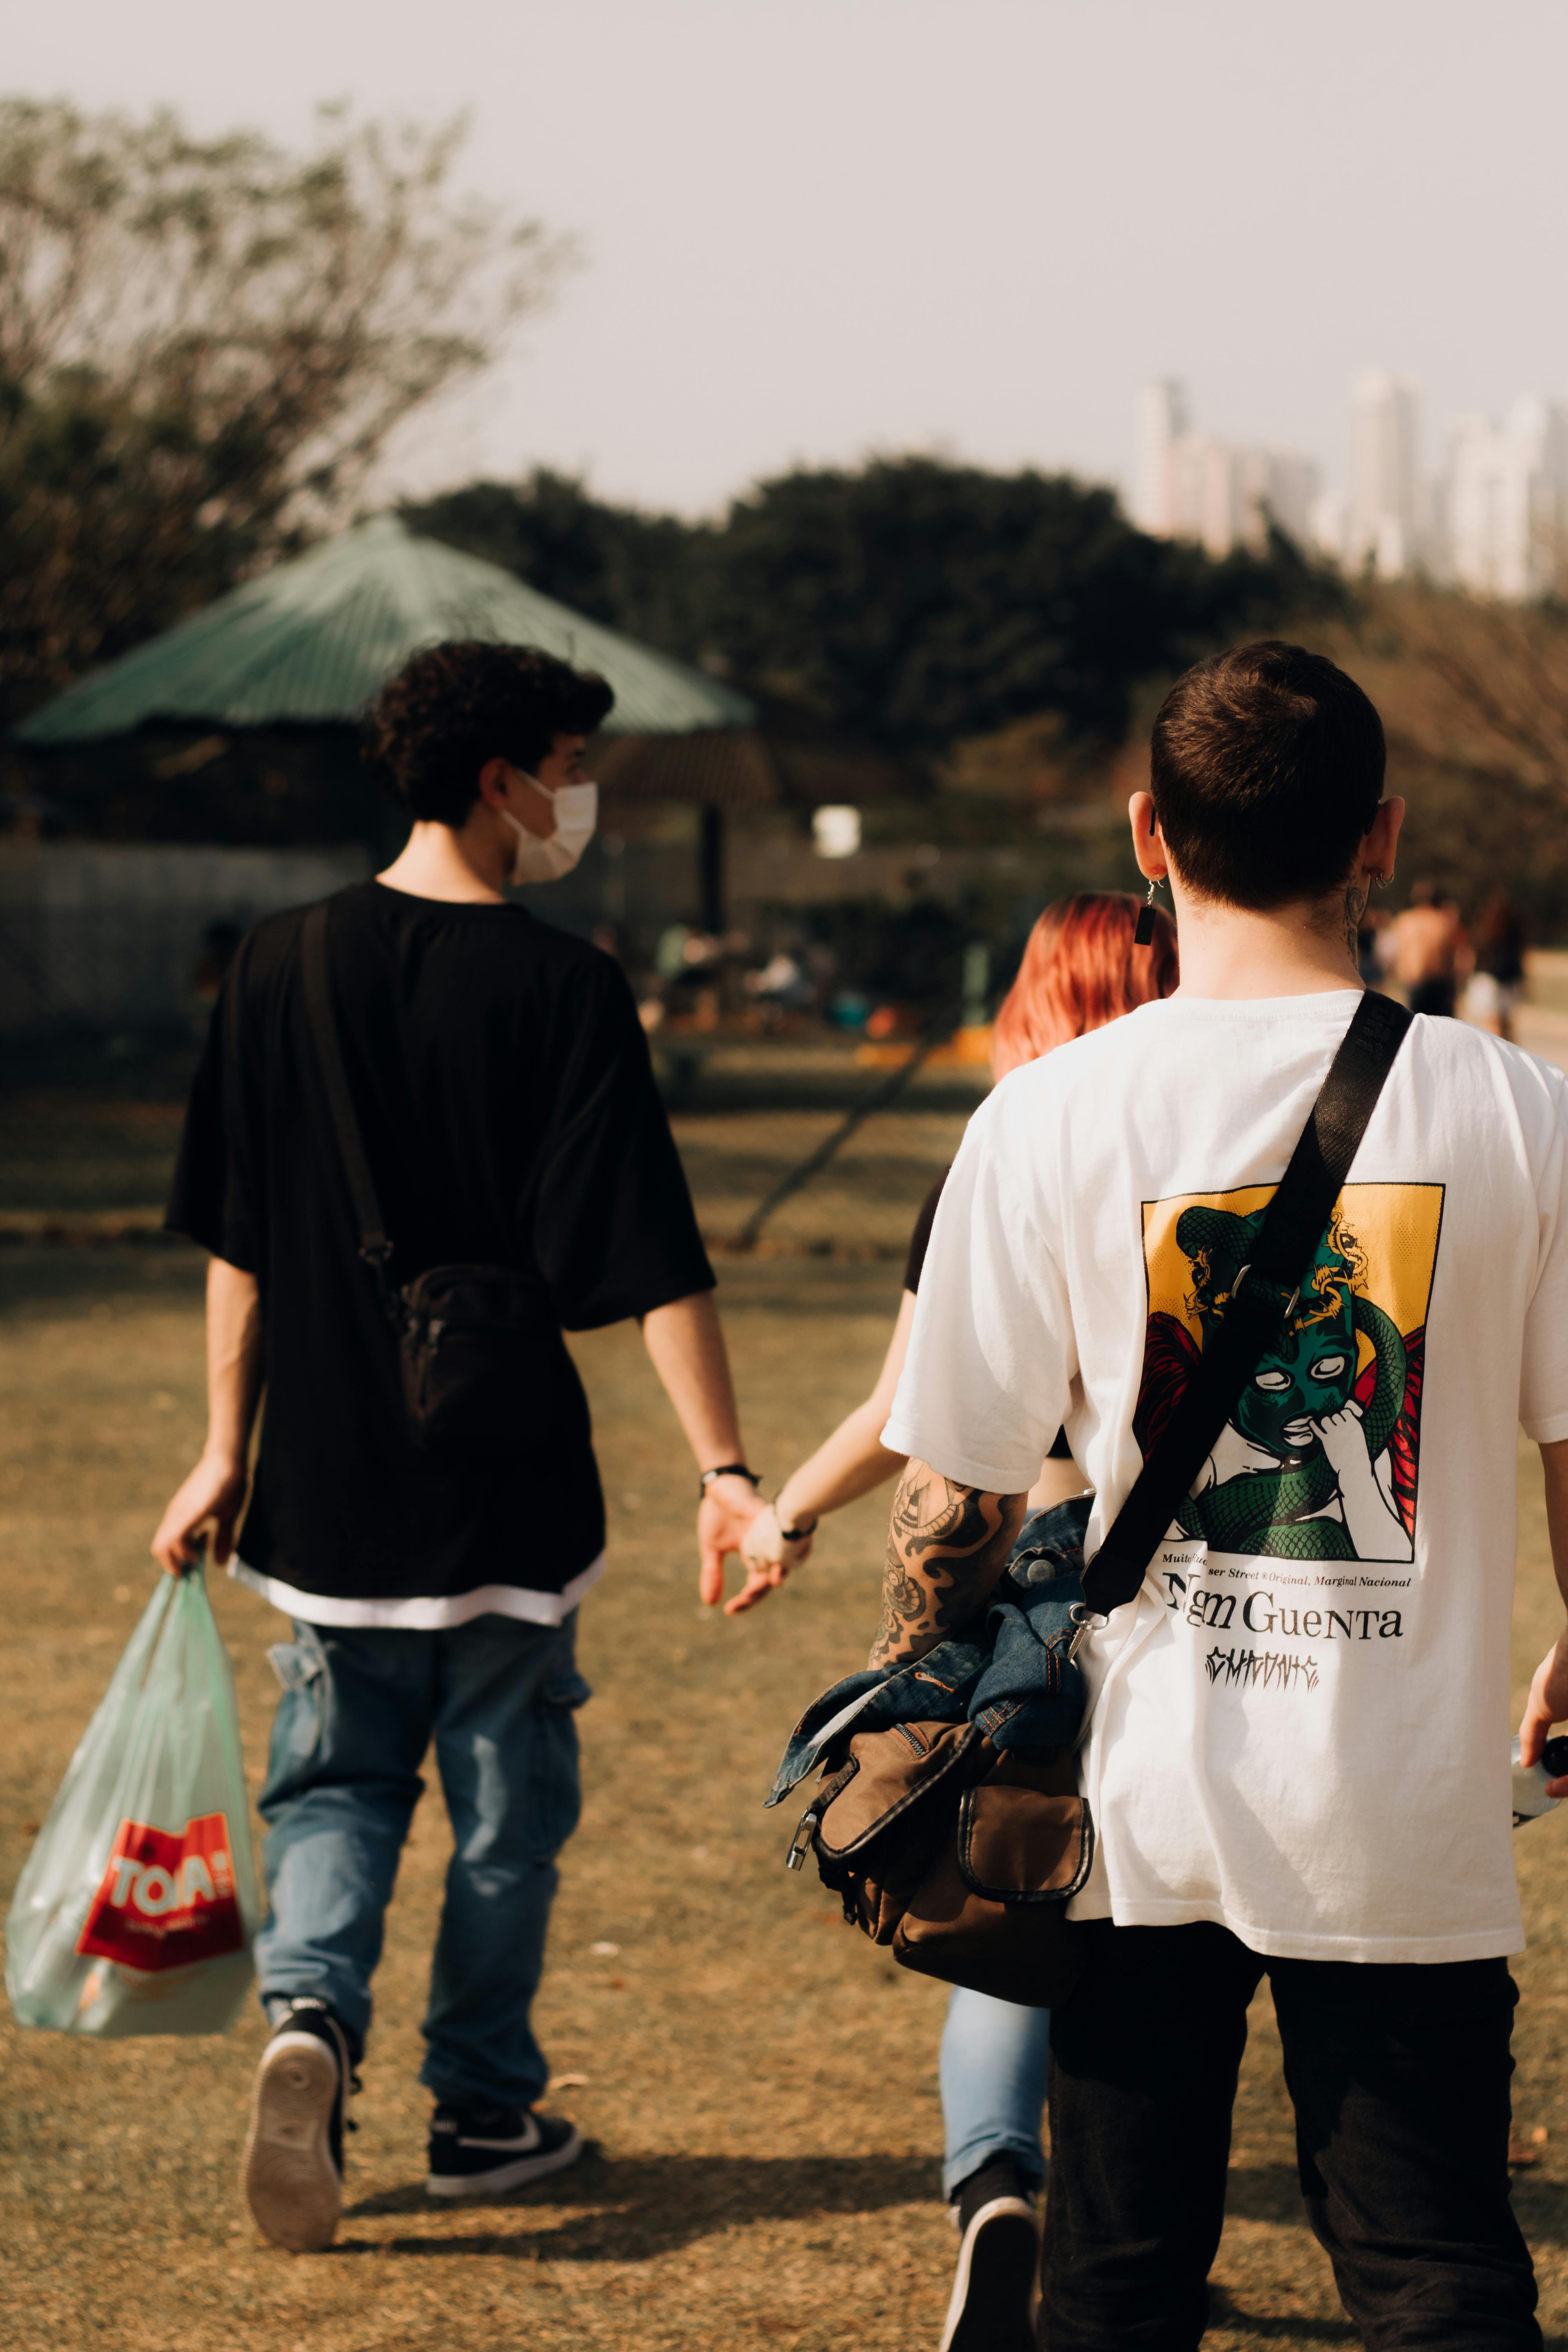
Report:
940,2158,1040,2352
241,1998,354,2252
425,2101,583,2201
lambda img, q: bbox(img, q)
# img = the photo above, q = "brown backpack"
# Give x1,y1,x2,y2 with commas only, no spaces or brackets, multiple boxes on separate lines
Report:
788,1717,1094,2006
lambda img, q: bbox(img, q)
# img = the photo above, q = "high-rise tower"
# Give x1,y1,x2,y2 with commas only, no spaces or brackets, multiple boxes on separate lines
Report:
1347,370,1422,575
1134,379,1189,536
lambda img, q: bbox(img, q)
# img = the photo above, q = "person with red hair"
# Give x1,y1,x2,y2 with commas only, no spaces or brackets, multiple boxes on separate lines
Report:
990,891,1179,1075
738,890,1176,2352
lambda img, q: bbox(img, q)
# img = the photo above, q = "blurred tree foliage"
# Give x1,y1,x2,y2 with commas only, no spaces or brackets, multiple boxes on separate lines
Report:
0,98,565,728
407,459,1341,757
406,471,711,662
701,459,1338,750
1310,587,1568,927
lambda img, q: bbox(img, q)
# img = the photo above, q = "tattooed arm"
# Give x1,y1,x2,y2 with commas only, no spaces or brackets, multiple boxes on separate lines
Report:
869,1459,1027,1668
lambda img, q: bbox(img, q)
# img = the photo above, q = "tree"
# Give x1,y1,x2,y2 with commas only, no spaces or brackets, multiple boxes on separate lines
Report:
1360,583,1568,793
0,98,566,725
405,470,709,659
1310,586,1568,924
408,457,1340,761
699,458,1339,750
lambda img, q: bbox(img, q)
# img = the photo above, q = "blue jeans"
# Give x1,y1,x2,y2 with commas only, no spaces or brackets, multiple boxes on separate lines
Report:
941,1986,1051,2198
255,1610,589,2109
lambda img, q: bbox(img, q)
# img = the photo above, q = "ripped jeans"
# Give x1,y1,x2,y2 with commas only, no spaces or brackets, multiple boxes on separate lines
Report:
255,1610,589,2109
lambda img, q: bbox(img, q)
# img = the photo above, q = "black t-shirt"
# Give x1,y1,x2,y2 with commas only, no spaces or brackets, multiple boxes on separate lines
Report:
166,882,713,1606
902,1170,947,1296
904,1168,1072,1462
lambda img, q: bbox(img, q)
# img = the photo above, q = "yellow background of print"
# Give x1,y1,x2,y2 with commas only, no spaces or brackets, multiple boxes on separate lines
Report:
1142,1182,1442,1377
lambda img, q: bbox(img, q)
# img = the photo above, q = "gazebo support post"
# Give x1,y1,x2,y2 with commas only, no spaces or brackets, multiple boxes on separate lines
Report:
699,805,725,936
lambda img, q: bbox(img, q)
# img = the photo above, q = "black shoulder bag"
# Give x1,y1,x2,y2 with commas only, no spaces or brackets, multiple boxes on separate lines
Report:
786,990,1413,2007
300,900,555,1455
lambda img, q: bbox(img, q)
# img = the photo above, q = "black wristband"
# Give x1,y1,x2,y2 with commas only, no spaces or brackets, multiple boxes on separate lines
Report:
700,1463,760,1495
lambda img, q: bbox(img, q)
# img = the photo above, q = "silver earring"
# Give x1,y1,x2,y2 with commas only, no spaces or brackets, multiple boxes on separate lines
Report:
1134,876,1160,946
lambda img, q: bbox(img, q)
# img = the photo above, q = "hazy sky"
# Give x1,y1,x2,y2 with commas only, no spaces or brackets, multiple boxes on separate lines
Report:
9,0,1567,516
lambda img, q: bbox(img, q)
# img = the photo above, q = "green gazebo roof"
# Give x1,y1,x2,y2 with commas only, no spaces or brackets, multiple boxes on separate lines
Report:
15,515,755,744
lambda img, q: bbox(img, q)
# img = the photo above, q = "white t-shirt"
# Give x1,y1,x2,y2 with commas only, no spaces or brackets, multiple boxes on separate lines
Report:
882,992,1568,1962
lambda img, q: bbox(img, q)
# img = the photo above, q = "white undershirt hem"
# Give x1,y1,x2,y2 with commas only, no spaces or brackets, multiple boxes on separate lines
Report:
227,1550,606,1630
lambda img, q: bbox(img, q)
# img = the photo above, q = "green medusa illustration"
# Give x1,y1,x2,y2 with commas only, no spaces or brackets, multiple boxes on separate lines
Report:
1134,1201,1423,1562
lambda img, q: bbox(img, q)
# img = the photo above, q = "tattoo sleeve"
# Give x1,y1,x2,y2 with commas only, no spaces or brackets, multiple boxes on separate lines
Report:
869,1460,1027,1668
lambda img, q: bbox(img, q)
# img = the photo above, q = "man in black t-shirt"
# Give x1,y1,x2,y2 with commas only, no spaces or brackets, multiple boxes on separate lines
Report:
154,641,767,2252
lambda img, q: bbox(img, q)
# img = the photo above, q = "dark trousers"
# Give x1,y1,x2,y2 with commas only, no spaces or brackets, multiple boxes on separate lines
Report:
1042,1922,1538,2352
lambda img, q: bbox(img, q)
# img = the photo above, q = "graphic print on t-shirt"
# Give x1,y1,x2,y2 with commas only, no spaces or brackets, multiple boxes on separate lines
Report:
1134,1183,1443,1562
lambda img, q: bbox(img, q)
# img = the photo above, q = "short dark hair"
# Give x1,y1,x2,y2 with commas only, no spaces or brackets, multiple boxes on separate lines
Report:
1149,642,1385,909
362,641,615,825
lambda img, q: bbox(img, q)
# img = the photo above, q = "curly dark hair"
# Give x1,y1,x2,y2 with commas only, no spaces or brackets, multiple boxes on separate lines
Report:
361,641,615,824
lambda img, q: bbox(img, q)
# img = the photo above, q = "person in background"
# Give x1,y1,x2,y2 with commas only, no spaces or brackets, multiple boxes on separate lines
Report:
153,641,766,2254
736,892,1178,2352
1466,891,1528,1041
1390,878,1461,1016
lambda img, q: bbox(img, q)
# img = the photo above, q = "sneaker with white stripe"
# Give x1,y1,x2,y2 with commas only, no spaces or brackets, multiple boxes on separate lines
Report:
425,2101,583,2200
241,1998,354,2252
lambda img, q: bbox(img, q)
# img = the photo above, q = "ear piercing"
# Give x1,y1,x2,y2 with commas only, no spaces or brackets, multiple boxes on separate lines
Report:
1134,875,1162,947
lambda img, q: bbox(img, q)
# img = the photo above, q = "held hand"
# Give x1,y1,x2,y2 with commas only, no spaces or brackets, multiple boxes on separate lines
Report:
1519,1633,1568,1791
740,1501,817,1577
697,1474,772,1615
151,1450,248,1577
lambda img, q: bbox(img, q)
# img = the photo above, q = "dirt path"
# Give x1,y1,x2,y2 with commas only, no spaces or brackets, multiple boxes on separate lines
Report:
1,1249,1565,2350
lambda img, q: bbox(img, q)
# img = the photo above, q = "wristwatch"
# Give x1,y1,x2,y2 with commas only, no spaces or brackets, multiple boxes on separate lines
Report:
699,1463,761,1495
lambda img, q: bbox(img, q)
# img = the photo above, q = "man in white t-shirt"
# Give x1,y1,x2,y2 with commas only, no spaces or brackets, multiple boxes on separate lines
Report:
878,641,1568,2350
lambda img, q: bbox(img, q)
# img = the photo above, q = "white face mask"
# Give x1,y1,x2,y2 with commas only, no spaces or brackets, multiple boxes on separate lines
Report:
501,775,598,884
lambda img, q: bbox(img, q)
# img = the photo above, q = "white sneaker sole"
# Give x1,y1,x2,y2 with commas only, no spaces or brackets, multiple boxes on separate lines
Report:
425,2122,584,2201
939,2195,1040,2352
241,2031,343,2252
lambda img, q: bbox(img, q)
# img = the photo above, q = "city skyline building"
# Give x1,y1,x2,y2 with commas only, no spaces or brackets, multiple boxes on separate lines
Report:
1133,379,1189,535
1345,369,1423,577
1444,396,1568,600
1133,379,1320,558
1134,370,1568,600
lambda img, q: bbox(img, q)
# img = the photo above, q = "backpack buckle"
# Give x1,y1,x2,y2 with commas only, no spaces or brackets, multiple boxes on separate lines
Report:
1066,1602,1107,1663
785,1807,819,1871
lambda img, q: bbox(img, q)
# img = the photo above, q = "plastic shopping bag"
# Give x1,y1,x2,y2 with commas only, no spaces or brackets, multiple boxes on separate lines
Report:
6,1565,261,2037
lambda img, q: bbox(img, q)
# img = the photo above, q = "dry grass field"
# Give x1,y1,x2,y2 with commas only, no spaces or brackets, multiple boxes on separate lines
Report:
2,1243,1568,2351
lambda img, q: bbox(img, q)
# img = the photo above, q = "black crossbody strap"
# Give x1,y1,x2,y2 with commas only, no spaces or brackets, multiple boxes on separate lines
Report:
1081,989,1413,1618
300,902,397,1308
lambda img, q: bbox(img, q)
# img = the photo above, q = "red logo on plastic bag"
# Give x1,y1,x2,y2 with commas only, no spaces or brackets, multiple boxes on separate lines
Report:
76,1812,245,1973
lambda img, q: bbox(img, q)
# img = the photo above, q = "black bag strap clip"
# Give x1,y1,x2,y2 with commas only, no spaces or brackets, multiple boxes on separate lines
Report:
1080,988,1413,1621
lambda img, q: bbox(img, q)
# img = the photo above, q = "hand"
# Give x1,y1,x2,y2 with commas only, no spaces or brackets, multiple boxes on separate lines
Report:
697,1474,772,1615
741,1500,817,1572
1519,1632,1568,1792
745,1504,817,1575
151,1449,248,1577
